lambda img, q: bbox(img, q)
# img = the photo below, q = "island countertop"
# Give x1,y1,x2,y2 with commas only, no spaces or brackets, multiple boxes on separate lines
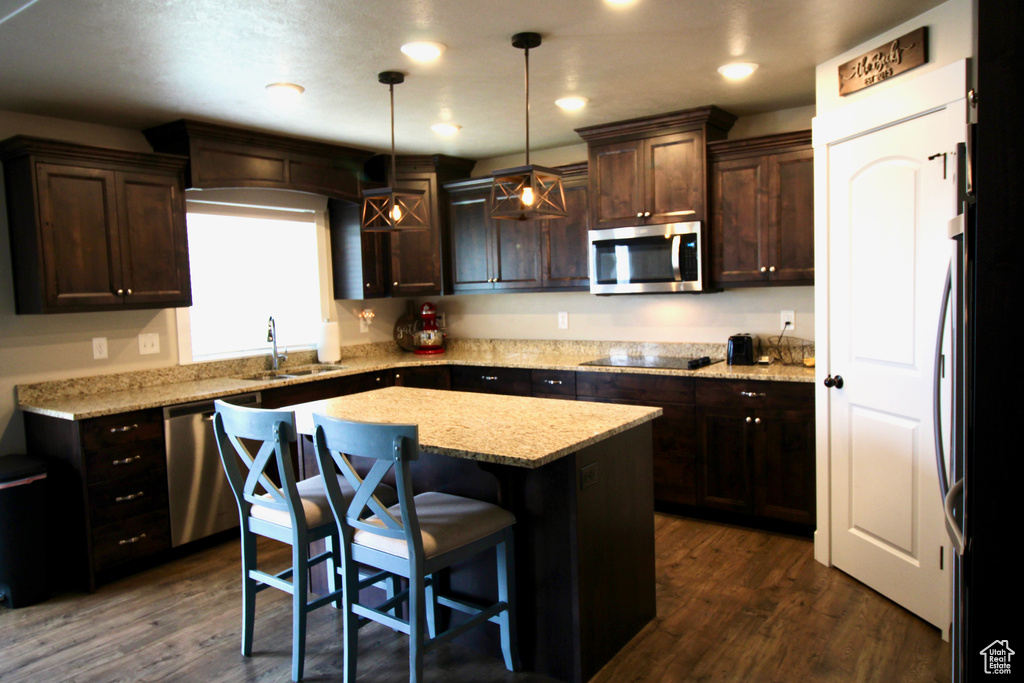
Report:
287,386,662,469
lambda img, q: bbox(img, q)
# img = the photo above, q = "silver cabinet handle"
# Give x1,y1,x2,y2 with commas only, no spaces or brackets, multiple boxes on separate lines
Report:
754,417,761,424
745,416,752,423
118,533,147,546
109,424,139,434
759,266,767,273
375,376,382,383
115,491,145,503
126,288,132,295
365,282,371,288
482,375,499,381
740,392,766,398
116,288,124,295
644,211,651,217
393,281,399,286
636,212,644,218
543,379,563,385
112,455,142,466
768,266,776,273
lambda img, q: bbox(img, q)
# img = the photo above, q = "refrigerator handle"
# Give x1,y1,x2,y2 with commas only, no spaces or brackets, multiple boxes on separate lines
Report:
945,478,966,556
933,263,952,501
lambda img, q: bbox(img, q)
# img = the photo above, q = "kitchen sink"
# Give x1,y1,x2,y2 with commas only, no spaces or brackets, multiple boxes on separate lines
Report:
240,364,347,381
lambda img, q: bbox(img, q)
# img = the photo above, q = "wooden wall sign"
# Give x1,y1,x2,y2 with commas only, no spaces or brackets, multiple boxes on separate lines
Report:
838,27,928,96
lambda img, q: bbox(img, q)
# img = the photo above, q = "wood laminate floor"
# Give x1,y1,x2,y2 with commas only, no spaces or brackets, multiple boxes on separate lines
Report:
0,514,951,682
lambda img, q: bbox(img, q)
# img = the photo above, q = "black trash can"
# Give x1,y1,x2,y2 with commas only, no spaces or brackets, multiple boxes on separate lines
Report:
0,454,50,608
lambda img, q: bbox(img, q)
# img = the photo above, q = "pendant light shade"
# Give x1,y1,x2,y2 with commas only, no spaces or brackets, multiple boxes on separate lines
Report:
490,32,567,221
362,71,428,232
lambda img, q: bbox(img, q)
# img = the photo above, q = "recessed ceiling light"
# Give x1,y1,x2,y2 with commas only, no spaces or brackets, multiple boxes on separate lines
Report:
431,123,462,136
400,41,446,62
604,0,638,7
265,82,305,102
717,62,759,80
555,96,589,111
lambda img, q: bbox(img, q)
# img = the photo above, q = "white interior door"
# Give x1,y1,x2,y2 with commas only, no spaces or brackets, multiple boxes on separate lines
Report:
826,105,959,632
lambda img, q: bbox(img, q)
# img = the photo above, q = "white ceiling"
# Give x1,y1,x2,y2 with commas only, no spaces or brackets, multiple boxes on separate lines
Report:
0,0,944,160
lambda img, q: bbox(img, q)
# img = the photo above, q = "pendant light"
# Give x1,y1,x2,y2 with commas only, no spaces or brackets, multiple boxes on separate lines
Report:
362,71,429,232
490,32,567,221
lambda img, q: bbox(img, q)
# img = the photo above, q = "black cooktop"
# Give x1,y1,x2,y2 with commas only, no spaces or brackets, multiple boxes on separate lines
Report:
580,355,725,370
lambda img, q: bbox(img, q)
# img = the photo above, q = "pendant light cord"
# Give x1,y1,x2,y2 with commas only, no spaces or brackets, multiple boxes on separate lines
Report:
389,82,397,188
524,46,530,166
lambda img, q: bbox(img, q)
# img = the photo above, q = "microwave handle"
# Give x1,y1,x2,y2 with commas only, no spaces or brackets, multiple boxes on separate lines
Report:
670,235,682,281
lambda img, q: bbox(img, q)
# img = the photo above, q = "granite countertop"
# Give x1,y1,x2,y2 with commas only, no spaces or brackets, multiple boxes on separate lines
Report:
290,386,662,469
16,339,816,421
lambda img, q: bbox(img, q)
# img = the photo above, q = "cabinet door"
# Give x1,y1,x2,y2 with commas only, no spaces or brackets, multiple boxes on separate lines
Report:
493,219,541,289
755,408,815,525
389,173,442,295
116,171,191,306
696,406,754,513
710,155,769,285
35,163,124,309
589,139,643,229
449,191,494,291
393,365,451,390
540,183,590,289
645,130,706,223
766,148,814,283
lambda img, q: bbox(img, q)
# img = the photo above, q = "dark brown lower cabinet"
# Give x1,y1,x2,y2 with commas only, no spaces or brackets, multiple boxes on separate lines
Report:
695,379,815,526
449,365,531,396
392,364,451,390
23,408,171,592
576,371,697,506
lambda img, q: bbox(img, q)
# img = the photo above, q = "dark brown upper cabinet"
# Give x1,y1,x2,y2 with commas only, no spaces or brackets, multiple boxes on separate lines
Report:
444,163,589,294
708,130,814,287
329,154,474,300
143,120,374,201
0,137,191,314
576,106,736,230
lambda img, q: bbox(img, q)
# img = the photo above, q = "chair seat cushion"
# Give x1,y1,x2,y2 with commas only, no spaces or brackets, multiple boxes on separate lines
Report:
354,491,515,559
251,475,397,530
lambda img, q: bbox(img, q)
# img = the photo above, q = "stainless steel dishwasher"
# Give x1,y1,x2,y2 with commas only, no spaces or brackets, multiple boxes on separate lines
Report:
163,392,260,547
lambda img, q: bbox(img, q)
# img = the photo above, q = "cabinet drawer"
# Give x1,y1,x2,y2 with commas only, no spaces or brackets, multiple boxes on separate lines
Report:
695,378,812,411
576,371,695,404
85,440,165,485
92,510,171,571
450,366,531,396
88,469,169,527
531,370,576,397
82,409,163,451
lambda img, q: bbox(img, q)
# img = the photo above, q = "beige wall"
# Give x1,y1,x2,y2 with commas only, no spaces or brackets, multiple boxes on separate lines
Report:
815,0,973,116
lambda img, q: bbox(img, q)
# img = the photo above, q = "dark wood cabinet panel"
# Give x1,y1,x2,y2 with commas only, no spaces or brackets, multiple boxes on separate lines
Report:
393,365,451,390
23,408,170,591
328,199,388,300
450,365,531,396
695,379,814,526
143,119,373,201
577,106,736,231
589,139,643,229
540,169,590,289
1,137,191,313
646,130,706,224
577,371,697,506
389,171,442,296
448,188,493,291
493,219,541,290
709,131,813,287
531,369,576,397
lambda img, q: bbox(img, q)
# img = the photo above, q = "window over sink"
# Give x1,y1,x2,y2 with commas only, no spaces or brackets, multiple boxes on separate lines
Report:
176,189,333,363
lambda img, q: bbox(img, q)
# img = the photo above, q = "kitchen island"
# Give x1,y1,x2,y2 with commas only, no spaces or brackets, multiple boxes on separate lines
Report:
286,386,662,683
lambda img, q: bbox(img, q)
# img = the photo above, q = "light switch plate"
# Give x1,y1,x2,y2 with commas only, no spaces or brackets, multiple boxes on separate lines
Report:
558,312,569,330
139,333,160,355
781,310,795,332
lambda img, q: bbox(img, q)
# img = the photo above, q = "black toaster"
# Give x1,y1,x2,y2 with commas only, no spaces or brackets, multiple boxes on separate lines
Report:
727,334,758,365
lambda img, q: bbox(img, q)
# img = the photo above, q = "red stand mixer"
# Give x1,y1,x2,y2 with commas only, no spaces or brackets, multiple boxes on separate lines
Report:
414,302,445,355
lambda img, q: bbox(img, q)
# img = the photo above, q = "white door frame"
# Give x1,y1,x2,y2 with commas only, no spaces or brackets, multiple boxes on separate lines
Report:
812,59,969,566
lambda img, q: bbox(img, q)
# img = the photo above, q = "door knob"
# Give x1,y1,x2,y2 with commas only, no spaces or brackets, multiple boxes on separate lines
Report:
823,375,844,389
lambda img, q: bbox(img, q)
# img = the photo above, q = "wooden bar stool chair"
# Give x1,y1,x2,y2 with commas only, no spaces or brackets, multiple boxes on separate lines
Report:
214,400,395,681
312,413,521,683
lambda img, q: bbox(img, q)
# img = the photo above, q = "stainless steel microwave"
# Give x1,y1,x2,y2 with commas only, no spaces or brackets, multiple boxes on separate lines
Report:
588,222,704,294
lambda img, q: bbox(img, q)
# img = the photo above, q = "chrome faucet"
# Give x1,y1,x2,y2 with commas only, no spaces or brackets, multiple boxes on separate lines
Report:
266,316,287,370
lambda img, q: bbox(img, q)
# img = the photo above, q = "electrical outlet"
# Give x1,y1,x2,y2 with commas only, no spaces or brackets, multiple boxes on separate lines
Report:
558,311,569,330
138,333,160,355
92,337,108,360
781,310,795,332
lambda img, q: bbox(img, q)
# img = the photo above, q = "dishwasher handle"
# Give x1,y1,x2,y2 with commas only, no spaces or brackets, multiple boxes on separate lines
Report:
163,392,261,420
